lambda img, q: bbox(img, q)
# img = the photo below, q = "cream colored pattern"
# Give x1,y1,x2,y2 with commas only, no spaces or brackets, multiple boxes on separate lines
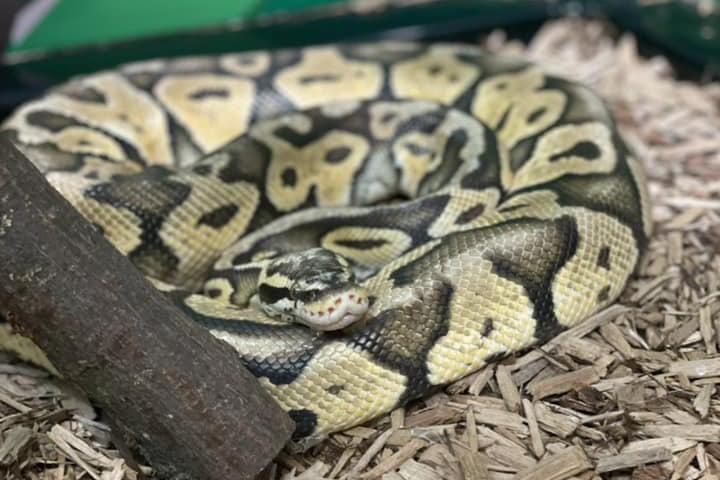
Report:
391,50,480,105
31,73,173,166
472,66,566,150
322,227,413,269
274,47,383,108
155,74,256,153
510,122,616,191
220,52,271,77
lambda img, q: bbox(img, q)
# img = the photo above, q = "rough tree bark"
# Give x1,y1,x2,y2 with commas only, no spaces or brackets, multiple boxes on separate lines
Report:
0,133,295,479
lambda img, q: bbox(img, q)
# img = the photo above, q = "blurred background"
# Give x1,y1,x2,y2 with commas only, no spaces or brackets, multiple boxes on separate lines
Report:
1,0,719,121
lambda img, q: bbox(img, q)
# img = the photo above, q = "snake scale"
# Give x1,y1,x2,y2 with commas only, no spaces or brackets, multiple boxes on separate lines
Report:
0,42,652,442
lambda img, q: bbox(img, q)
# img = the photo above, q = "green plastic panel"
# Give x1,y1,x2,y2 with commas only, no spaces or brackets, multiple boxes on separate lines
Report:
9,0,346,54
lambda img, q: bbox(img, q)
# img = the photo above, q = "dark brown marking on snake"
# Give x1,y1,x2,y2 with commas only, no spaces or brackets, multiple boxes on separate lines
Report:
527,107,547,124
279,168,296,188
288,409,318,438
59,84,106,103
455,203,485,225
497,203,529,214
380,111,396,124
597,246,611,270
197,204,239,229
217,137,272,185
549,141,601,162
403,142,433,157
325,146,352,164
494,107,511,134
91,223,105,235
27,111,78,132
326,384,344,395
192,164,212,176
206,288,222,298
418,128,470,195
460,126,503,191
597,285,610,303
332,238,388,250
299,74,340,84
482,318,494,337
188,88,230,100
427,64,443,76
131,243,180,281
442,129,469,163
258,284,292,306
125,72,161,90
273,125,318,148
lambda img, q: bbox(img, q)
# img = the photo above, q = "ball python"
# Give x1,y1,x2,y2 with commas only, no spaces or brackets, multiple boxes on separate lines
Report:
0,42,652,442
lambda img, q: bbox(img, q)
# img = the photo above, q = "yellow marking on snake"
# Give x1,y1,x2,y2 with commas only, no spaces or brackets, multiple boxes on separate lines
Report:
511,122,617,191
155,74,257,153
322,227,413,269
47,73,173,165
472,66,566,149
220,52,271,77
391,47,480,104
274,47,383,108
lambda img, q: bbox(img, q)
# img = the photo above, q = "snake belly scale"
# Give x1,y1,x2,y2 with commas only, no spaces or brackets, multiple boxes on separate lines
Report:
0,42,652,441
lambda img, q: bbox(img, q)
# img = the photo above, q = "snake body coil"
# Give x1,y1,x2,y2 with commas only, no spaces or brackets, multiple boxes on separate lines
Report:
0,42,652,441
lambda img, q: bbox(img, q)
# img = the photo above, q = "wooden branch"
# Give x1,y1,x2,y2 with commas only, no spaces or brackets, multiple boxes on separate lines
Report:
0,134,294,479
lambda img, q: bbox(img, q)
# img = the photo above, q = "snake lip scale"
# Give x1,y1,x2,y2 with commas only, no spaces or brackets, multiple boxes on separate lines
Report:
0,41,652,442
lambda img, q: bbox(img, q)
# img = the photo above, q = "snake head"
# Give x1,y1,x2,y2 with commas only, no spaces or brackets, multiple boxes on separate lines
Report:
258,248,369,331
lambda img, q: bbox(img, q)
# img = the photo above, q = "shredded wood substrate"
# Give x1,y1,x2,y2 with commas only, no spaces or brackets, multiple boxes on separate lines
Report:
2,18,720,480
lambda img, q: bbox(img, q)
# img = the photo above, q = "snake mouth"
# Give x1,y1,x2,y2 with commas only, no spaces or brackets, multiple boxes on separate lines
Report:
298,289,369,331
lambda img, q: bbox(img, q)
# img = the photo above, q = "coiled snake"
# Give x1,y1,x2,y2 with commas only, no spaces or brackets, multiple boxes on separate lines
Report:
0,42,652,441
